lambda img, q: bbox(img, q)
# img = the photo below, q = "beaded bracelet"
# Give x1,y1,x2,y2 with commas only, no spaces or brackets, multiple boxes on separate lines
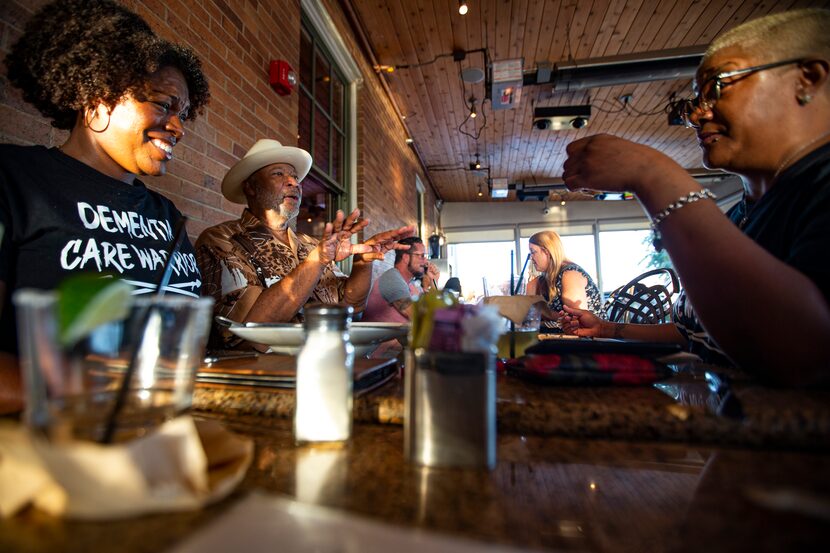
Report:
650,189,717,228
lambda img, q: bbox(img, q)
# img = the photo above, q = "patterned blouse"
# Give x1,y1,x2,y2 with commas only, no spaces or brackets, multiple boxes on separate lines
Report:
672,290,731,366
537,263,603,327
195,209,346,349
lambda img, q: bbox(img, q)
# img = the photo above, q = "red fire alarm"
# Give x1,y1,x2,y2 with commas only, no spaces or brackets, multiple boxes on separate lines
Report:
269,60,296,95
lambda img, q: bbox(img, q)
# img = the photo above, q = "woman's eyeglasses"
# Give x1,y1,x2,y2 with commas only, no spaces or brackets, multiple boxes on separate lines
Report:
680,58,804,128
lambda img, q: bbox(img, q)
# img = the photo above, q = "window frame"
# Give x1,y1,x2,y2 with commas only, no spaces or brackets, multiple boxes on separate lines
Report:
299,15,348,197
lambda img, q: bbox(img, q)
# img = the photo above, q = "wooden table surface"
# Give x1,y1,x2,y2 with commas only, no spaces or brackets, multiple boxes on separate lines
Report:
194,355,830,449
2,355,829,552
2,415,828,553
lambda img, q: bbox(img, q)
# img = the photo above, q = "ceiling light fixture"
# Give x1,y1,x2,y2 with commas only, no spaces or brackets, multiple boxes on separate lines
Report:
561,200,567,206
461,67,485,84
477,183,483,197
474,153,481,169
405,138,414,144
533,105,592,130
490,178,509,199
469,97,477,119
458,1,469,16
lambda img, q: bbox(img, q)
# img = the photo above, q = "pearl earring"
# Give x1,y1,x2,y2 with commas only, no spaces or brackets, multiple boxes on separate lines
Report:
797,93,813,106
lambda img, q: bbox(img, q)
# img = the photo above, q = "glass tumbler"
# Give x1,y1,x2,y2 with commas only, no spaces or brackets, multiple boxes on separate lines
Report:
14,289,213,442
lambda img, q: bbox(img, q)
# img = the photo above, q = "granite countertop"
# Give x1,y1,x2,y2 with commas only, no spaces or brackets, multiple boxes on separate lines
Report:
194,356,830,450
3,417,828,553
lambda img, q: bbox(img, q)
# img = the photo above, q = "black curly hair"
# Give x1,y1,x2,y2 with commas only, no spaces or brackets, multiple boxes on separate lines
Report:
5,0,210,130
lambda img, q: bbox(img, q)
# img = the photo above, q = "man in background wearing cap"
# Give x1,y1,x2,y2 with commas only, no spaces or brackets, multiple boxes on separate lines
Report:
196,139,414,349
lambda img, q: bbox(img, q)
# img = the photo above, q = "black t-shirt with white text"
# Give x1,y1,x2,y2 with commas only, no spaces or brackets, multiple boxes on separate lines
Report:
0,144,202,353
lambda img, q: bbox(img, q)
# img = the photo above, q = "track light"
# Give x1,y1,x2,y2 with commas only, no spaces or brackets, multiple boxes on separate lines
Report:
458,1,469,16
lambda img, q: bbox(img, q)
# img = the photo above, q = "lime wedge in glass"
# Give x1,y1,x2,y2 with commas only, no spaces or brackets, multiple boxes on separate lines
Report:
58,274,134,347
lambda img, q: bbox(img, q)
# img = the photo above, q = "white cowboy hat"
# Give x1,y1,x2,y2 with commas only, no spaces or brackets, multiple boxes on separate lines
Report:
221,139,313,204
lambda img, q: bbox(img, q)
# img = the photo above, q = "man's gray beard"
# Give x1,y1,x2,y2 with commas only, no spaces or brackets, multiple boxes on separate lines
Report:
279,203,300,219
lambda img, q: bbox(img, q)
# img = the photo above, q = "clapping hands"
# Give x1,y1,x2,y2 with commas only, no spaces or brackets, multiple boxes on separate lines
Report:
315,209,416,264
358,222,418,262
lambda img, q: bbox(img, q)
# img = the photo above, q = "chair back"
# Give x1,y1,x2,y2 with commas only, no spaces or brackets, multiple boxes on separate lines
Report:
444,277,461,293
603,268,680,324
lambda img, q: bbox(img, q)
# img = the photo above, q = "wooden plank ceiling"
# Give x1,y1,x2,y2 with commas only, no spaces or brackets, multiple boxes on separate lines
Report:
349,0,829,202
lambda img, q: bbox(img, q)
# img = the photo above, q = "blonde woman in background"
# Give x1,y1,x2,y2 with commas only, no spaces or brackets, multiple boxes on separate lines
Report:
525,230,602,329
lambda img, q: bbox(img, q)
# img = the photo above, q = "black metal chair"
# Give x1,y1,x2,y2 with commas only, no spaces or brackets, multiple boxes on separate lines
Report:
603,268,680,324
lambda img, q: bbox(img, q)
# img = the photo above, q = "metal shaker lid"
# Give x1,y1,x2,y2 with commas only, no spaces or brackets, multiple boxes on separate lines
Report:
303,303,353,332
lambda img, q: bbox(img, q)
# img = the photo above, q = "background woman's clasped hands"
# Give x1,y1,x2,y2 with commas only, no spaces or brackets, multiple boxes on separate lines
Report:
556,305,609,338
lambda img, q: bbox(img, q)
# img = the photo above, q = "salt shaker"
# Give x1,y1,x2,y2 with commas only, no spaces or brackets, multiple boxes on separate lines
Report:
294,304,355,444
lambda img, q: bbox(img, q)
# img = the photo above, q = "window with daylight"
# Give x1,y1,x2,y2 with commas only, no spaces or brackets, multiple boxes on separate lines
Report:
598,230,656,294
445,224,664,304
297,15,348,236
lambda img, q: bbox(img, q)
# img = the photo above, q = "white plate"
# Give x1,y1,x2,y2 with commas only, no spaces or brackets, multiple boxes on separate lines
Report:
225,321,409,355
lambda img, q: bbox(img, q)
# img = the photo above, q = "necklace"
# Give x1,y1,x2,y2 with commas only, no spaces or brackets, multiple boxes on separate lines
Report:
737,198,756,230
773,130,830,182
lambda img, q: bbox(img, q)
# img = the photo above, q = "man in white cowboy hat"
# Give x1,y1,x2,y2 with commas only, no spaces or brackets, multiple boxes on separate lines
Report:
196,139,414,349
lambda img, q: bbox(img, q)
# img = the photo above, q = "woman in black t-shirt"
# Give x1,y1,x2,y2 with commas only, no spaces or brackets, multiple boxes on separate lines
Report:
558,8,830,387
0,0,211,408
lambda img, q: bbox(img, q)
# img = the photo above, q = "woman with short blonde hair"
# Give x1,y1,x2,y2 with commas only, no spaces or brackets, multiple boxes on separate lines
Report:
559,8,830,386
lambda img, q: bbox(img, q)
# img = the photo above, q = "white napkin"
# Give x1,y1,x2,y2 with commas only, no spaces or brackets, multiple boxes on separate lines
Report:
483,295,546,324
0,415,252,520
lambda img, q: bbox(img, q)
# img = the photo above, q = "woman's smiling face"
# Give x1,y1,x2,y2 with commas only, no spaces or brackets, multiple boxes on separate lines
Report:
90,65,190,182
690,46,803,177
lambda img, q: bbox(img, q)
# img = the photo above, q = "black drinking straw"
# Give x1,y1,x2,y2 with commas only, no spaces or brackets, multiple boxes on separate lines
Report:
100,216,189,444
507,252,533,358
511,252,531,296
509,250,516,358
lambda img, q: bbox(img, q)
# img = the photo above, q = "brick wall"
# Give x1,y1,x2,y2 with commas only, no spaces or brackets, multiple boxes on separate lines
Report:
0,0,436,262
